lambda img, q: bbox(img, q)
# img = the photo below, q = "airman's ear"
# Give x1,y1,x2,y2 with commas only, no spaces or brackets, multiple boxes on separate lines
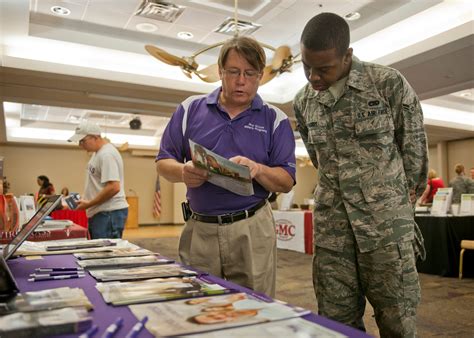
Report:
343,48,353,64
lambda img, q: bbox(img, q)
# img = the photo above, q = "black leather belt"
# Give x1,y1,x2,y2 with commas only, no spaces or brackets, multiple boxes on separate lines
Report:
191,200,267,225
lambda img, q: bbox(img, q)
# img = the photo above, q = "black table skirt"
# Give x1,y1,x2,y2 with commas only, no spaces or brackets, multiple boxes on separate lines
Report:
415,215,474,277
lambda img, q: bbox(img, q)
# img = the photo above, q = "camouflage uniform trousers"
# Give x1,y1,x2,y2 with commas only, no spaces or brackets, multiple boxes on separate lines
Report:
313,228,421,337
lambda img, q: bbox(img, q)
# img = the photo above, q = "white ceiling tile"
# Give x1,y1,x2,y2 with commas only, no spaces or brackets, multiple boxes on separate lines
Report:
173,7,228,31
34,0,87,20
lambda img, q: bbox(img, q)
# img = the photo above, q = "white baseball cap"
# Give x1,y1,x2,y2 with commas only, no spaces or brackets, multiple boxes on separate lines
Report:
68,121,102,142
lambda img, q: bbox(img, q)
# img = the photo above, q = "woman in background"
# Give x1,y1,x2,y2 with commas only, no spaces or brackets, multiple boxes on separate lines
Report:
37,175,55,196
61,187,69,197
420,169,444,204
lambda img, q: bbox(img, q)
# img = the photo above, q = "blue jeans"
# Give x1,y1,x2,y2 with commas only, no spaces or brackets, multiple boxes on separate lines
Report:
88,208,128,239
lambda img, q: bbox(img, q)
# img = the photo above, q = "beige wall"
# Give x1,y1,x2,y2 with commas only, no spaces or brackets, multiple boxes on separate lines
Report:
2,138,471,224
446,138,474,182
426,138,474,184
428,145,438,174
292,159,318,205
0,144,166,225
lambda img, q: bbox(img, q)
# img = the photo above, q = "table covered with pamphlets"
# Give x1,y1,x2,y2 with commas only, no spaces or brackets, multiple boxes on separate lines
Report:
4,239,370,337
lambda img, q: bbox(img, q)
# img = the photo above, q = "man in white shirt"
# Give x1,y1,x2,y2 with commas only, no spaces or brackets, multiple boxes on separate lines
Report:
68,121,128,239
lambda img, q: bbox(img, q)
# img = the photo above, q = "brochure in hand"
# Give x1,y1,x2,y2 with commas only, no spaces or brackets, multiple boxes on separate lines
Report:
189,140,254,196
96,277,232,306
129,292,310,337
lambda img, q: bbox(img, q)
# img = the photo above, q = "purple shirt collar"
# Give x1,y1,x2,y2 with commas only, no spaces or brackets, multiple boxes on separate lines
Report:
206,87,264,111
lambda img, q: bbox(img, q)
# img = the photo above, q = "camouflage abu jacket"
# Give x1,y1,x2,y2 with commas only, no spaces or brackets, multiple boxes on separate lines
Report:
293,57,428,253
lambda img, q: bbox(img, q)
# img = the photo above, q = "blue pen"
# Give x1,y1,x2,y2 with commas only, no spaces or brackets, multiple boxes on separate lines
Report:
125,316,148,338
101,317,123,338
35,267,84,272
79,324,99,338
30,273,85,279
28,274,85,282
30,271,85,277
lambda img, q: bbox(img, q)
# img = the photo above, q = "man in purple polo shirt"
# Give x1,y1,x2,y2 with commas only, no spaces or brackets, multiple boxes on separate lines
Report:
156,36,296,297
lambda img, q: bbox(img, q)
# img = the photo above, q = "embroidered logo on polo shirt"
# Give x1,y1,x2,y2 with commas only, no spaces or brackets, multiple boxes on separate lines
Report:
244,123,268,133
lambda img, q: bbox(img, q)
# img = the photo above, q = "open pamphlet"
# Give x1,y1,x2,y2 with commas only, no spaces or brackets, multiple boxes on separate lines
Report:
0,287,93,315
0,307,92,338
189,140,254,196
88,264,198,282
129,292,310,337
183,317,348,338
96,276,231,306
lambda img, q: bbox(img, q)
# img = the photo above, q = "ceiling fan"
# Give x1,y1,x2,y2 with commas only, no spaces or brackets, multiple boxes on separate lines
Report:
145,0,299,85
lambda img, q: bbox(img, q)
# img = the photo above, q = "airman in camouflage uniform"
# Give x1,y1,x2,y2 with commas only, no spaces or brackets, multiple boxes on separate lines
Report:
449,164,474,204
294,13,428,337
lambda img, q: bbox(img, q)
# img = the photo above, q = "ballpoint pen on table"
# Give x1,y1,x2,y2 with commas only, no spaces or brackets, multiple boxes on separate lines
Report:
28,274,85,282
79,324,99,338
101,317,123,338
30,273,85,280
30,271,86,277
35,267,84,272
125,316,148,338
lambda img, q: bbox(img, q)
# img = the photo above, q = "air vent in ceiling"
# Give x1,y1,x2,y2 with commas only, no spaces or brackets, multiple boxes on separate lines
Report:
214,17,261,36
135,0,185,23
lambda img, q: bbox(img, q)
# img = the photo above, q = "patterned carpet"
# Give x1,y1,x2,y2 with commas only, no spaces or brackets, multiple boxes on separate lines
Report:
129,237,474,337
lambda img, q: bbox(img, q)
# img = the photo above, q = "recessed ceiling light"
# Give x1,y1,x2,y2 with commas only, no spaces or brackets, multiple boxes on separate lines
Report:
459,91,472,98
51,6,71,16
136,23,158,32
177,31,193,40
345,12,361,21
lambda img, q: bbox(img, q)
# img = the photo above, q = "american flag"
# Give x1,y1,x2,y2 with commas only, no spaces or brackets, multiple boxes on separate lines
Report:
153,176,161,218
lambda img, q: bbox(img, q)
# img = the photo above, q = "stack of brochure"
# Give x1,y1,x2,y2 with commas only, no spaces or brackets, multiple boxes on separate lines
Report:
89,264,198,282
74,248,155,260
0,287,93,315
96,277,231,305
183,317,348,337
0,307,92,337
77,255,174,269
129,292,311,337
15,238,139,256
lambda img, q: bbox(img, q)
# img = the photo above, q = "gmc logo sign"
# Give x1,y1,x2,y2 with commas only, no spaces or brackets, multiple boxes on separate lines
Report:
275,219,296,241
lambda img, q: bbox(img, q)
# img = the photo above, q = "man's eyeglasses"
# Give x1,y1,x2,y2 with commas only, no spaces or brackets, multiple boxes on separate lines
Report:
222,68,261,80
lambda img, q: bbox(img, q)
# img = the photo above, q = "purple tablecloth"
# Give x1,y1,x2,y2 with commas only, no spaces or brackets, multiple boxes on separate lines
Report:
8,254,370,337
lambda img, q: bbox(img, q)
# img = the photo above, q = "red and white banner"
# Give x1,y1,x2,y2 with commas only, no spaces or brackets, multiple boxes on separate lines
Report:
273,210,305,253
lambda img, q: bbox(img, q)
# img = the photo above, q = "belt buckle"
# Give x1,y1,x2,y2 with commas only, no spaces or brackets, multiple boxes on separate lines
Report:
217,213,233,225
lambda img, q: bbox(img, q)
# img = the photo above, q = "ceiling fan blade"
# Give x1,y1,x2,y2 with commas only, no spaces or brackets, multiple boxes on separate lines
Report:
195,64,220,82
181,69,193,79
260,65,278,85
145,45,188,67
271,45,292,70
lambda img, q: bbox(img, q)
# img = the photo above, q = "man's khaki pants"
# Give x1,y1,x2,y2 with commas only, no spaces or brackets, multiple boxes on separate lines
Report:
179,202,276,297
